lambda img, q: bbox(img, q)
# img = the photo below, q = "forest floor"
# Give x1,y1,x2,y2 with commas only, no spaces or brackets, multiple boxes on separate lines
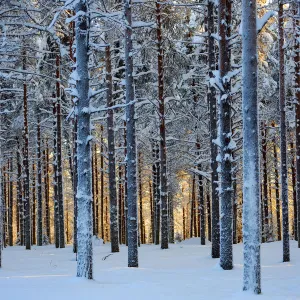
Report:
0,238,299,299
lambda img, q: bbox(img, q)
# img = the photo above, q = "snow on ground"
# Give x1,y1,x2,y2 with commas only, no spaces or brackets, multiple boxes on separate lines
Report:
0,239,299,300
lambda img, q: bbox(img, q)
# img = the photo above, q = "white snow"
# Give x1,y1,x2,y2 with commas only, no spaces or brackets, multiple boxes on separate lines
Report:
0,240,300,299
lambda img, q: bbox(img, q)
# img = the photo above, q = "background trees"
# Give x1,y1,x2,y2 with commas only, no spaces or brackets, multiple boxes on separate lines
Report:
0,0,299,293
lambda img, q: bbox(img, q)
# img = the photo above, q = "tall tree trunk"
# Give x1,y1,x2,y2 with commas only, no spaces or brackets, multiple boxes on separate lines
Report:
124,0,138,267
31,161,36,245
156,1,168,250
8,158,13,246
190,175,195,238
17,140,24,246
261,122,269,242
206,183,212,242
219,0,232,270
149,181,154,243
242,0,261,293
36,116,43,246
278,1,290,262
291,140,297,240
23,54,31,250
56,55,65,248
153,142,160,245
272,123,281,240
75,0,93,279
53,103,60,248
183,206,186,240
43,140,51,244
208,0,220,259
100,125,104,241
295,2,300,247
105,45,120,253
94,144,99,236
138,152,144,244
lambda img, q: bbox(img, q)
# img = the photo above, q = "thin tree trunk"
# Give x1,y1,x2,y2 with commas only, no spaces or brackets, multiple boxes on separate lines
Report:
124,0,138,267
37,116,43,246
219,0,232,270
94,144,99,236
56,55,65,248
261,122,269,241
278,1,290,262
206,184,212,242
242,0,261,292
8,158,13,246
291,140,297,240
23,54,31,250
295,2,300,248
156,1,168,250
100,125,104,241
138,152,144,244
31,161,36,245
153,142,160,245
53,103,59,248
75,0,93,279
106,45,119,253
73,116,78,252
208,0,219,259
149,181,154,243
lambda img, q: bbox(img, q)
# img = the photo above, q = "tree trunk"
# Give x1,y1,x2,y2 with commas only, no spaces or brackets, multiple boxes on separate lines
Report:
100,125,104,241
105,45,120,253
138,152,144,244
153,142,160,245
75,0,93,279
261,122,269,242
31,161,36,245
94,144,99,236
36,116,43,246
8,158,13,246
52,102,60,248
124,0,138,267
295,3,300,248
208,0,220,259
291,140,297,240
242,0,261,293
278,1,290,262
219,0,232,270
56,55,65,248
156,1,168,250
23,58,31,250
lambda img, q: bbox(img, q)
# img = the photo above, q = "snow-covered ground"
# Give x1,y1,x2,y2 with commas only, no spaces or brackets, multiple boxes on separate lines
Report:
0,239,299,299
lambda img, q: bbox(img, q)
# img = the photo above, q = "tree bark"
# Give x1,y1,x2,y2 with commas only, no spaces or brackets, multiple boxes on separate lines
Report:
278,1,290,262
124,0,138,267
75,0,93,279
36,115,43,246
242,0,261,293
219,0,233,270
105,45,120,253
156,1,168,250
208,0,220,259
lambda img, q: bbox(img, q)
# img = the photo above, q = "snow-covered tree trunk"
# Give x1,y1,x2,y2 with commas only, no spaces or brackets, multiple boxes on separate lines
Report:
124,0,138,267
242,0,261,293
207,0,220,259
156,1,169,250
75,0,93,279
294,1,300,248
36,115,43,246
73,116,78,253
56,55,65,249
218,0,233,270
0,159,2,267
105,45,119,253
278,0,290,262
23,57,31,250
